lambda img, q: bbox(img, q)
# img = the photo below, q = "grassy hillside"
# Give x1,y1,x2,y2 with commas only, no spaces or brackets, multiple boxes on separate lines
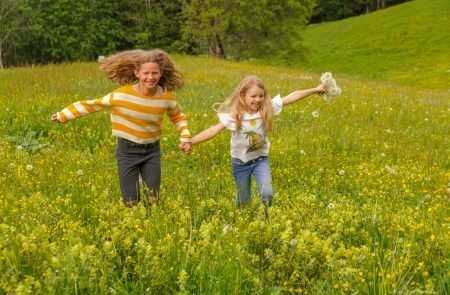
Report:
301,0,450,89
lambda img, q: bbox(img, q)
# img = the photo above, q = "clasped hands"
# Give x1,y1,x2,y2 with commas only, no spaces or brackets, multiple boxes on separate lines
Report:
179,142,192,154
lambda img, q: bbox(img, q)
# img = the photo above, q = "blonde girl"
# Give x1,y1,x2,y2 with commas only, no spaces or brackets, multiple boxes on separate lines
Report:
190,75,325,207
51,49,192,207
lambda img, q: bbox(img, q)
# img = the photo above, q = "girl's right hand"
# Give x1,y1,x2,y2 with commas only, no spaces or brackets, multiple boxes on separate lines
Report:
179,142,192,154
50,114,61,123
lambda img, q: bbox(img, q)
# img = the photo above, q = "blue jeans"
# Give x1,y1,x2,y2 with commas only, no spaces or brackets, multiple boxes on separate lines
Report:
231,156,273,205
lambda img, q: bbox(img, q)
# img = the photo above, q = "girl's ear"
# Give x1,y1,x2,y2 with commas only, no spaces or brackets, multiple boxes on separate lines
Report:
134,68,139,78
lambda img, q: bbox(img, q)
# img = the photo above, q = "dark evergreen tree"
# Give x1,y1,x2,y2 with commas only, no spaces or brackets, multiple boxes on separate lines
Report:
311,0,412,23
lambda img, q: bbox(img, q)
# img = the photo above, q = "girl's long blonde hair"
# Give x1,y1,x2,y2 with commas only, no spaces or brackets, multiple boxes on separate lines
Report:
215,75,273,132
99,49,183,91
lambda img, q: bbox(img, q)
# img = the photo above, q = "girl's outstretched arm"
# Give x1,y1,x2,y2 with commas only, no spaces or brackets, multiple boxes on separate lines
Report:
192,122,226,145
50,95,112,123
282,84,326,106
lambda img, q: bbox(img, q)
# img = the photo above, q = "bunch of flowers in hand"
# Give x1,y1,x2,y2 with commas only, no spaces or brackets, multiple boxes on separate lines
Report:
320,72,341,101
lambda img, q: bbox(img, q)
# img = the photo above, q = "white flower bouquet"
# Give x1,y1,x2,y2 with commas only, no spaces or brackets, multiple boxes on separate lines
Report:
320,72,341,101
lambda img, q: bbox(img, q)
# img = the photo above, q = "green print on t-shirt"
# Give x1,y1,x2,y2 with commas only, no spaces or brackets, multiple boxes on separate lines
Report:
244,131,266,153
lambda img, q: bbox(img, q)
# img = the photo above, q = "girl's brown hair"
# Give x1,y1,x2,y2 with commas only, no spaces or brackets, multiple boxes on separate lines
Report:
99,49,183,91
215,76,273,132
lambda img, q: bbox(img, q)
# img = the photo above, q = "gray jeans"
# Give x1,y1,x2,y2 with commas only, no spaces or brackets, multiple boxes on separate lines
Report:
116,137,161,203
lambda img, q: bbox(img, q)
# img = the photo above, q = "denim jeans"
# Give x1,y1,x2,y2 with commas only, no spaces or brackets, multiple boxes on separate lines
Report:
231,156,273,205
116,137,161,204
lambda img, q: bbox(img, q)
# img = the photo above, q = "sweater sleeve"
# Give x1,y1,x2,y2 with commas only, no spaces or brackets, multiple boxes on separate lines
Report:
167,100,192,143
57,93,112,123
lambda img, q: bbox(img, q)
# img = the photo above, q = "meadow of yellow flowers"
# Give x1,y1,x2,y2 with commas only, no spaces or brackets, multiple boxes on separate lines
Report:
0,57,448,294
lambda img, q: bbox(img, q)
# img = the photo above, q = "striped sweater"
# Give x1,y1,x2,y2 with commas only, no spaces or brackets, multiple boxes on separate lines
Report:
56,85,191,144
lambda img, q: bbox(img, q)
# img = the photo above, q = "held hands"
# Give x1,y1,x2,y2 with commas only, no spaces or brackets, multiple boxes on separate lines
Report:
179,142,192,154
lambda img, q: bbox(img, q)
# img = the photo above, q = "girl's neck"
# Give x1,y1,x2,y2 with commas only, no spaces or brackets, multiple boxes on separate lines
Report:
244,107,259,115
135,83,159,97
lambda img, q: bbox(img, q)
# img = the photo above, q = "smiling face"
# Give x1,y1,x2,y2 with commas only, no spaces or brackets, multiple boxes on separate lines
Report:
242,85,265,114
134,62,162,92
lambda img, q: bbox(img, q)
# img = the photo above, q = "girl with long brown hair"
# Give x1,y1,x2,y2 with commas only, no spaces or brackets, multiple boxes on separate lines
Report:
51,49,192,207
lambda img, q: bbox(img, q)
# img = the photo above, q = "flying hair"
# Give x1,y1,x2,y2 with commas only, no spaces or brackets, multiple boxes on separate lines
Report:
99,49,183,91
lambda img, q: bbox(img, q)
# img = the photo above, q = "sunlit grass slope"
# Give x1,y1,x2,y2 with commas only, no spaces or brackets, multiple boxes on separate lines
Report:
0,57,449,293
301,0,450,89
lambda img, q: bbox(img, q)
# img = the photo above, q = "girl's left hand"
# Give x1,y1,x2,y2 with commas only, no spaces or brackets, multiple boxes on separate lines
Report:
316,83,327,93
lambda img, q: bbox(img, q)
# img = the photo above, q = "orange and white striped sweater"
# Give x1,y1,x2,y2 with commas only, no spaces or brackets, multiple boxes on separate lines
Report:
56,85,191,144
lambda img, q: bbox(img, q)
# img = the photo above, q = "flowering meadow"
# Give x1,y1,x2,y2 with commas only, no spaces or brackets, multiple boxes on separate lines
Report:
0,57,449,294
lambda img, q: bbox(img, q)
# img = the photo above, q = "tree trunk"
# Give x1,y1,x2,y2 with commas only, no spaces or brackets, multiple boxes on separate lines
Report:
208,34,226,59
0,45,3,69
377,0,386,10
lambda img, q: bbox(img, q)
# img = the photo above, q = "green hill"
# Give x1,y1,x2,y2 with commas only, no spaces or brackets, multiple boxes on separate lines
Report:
301,0,450,89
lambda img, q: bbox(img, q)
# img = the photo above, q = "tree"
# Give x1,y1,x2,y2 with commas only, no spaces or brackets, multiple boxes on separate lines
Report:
2,0,187,67
0,0,27,68
4,0,129,66
181,0,229,58
133,0,184,52
376,0,386,10
181,0,316,61
311,0,372,23
311,0,411,23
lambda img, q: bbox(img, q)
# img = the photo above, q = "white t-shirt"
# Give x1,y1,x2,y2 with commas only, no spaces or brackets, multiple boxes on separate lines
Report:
218,94,283,163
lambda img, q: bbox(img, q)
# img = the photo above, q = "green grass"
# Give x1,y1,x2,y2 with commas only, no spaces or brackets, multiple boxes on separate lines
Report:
0,57,448,294
299,0,450,89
